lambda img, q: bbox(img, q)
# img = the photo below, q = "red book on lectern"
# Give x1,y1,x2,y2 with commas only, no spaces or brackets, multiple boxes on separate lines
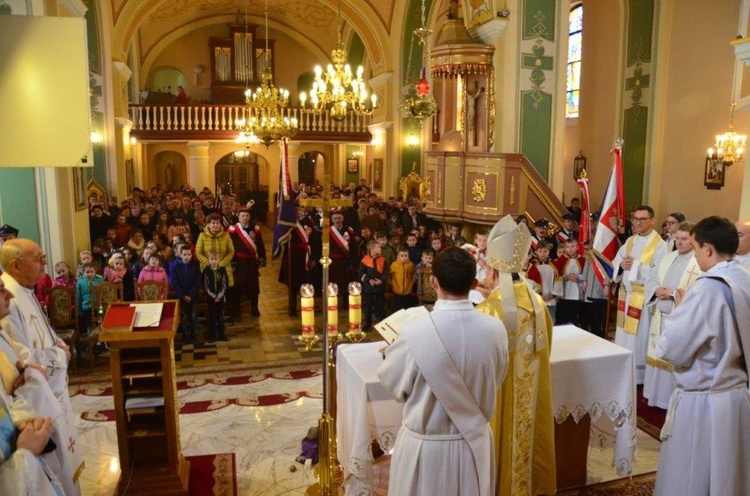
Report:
101,305,136,333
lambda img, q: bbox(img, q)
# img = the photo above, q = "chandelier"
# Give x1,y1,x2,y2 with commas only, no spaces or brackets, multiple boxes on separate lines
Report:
234,0,298,148
707,101,747,167
299,0,377,122
397,0,438,124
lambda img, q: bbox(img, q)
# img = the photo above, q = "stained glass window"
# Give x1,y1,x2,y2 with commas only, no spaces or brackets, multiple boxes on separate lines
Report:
566,4,583,118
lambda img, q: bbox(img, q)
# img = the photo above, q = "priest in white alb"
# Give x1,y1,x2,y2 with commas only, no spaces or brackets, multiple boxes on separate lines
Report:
642,221,701,409
654,216,750,496
0,239,82,495
379,247,509,496
612,205,667,384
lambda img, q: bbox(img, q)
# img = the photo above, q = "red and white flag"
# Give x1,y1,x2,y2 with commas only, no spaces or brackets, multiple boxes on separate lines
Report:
576,175,591,256
591,142,626,285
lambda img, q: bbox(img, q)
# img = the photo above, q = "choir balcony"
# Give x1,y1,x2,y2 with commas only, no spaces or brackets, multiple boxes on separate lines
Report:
128,104,372,143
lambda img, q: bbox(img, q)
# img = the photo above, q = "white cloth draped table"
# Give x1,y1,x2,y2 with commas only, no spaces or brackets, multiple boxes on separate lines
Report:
336,326,637,494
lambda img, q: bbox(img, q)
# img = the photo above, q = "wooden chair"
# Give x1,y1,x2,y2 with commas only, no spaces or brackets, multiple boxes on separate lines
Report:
44,286,78,371
137,280,168,301
81,281,123,371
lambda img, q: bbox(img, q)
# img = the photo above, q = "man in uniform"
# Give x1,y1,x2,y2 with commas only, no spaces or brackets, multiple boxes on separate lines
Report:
329,212,354,297
477,215,556,496
379,248,508,495
555,213,578,246
531,218,557,259
228,209,266,316
278,206,314,316
612,205,667,384
643,221,701,409
0,224,19,246
654,216,750,495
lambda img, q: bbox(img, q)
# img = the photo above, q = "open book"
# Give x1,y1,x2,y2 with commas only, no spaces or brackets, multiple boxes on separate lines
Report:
374,305,430,345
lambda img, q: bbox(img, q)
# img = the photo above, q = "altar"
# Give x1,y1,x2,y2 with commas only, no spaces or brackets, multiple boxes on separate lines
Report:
336,325,637,494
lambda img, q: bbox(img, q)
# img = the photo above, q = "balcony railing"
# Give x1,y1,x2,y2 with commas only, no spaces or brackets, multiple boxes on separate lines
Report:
128,104,372,141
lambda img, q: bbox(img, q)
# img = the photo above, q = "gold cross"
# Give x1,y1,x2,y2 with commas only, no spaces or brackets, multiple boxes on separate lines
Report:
299,177,352,267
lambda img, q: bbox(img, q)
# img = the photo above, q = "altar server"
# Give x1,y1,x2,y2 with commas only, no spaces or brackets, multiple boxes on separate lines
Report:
379,247,508,496
654,216,750,496
643,221,701,409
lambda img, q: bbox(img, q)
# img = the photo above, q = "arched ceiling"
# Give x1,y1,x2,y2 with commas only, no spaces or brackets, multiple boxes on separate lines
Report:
110,0,396,74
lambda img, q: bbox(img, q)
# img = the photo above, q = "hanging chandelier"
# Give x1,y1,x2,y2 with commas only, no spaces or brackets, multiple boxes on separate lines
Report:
299,0,377,122
708,101,747,167
234,0,298,148
397,0,437,124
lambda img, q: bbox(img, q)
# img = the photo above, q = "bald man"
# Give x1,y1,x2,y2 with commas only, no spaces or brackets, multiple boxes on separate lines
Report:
735,219,750,270
0,239,82,494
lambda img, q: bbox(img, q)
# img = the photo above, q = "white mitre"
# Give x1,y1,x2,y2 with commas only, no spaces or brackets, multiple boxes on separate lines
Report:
485,215,545,349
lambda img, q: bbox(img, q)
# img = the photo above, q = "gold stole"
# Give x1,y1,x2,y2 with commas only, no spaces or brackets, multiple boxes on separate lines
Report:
617,233,661,334
646,255,701,371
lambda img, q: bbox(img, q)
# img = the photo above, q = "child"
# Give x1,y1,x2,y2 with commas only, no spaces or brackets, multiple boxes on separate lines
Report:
76,251,94,279
171,246,202,345
114,214,133,248
203,252,229,342
552,238,584,325
389,246,415,312
76,263,103,336
430,236,443,255
137,254,170,299
405,233,421,265
132,247,153,280
105,252,136,301
52,261,76,288
416,248,437,304
377,231,396,267
526,241,561,321
474,229,489,286
358,240,388,331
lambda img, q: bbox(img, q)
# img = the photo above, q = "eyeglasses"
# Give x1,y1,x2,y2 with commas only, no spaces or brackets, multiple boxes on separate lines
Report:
18,252,46,263
632,217,652,222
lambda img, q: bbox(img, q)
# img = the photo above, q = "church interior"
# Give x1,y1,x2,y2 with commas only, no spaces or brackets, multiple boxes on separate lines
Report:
2,0,750,494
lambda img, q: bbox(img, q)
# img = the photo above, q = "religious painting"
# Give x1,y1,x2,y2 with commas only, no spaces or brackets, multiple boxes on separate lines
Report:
704,158,724,190
73,167,87,211
373,158,383,191
347,158,359,173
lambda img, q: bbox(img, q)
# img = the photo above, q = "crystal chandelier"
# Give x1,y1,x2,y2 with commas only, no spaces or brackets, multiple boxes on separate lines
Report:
708,101,747,167
397,0,437,124
299,0,377,122
234,0,298,148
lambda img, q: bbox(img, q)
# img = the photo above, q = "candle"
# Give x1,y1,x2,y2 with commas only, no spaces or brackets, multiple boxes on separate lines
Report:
348,294,362,332
327,296,338,336
301,297,315,336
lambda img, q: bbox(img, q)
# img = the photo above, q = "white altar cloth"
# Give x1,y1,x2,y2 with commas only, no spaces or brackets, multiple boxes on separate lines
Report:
336,325,637,495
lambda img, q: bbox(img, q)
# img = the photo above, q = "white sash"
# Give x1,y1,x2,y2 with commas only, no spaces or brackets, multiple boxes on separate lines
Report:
330,226,349,252
404,314,494,496
234,223,258,256
296,222,312,268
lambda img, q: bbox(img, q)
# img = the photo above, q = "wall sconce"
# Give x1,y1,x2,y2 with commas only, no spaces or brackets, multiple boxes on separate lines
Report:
90,131,102,145
130,136,137,146
406,134,420,149
371,132,384,148
351,150,364,158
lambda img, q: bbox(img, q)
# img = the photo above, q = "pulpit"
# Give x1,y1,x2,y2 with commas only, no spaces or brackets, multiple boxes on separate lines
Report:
99,300,189,495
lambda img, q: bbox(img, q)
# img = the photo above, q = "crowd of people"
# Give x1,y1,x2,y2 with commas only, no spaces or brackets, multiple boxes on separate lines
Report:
1,172,750,494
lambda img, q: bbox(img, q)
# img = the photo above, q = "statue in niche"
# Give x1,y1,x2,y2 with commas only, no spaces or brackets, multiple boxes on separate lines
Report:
448,0,460,19
165,162,174,188
467,82,485,147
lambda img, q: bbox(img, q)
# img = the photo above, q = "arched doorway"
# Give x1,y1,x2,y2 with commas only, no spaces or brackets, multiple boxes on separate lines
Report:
215,151,269,205
298,151,326,187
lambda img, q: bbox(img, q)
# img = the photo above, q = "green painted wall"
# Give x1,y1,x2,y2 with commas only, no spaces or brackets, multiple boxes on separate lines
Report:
400,0,435,178
344,144,360,185
0,169,40,243
621,0,655,206
518,0,556,180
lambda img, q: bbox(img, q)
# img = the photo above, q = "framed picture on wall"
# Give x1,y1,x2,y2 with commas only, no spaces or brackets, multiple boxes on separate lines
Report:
373,158,383,191
73,167,87,211
347,158,359,173
704,158,724,190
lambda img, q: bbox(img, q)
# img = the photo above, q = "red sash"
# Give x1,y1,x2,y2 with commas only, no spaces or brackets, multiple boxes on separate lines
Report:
296,222,313,269
330,226,349,253
556,231,570,244
233,223,258,258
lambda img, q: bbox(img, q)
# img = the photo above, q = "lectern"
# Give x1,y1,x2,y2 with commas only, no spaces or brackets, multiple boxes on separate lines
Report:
99,300,189,495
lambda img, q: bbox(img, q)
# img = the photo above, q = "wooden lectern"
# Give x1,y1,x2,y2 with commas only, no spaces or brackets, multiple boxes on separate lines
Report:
99,300,189,495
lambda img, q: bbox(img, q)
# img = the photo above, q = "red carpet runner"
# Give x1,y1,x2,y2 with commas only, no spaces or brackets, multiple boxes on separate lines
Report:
187,453,237,496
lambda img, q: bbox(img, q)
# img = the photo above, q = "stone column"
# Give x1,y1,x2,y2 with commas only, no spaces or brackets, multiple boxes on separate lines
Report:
286,140,301,184
187,141,210,189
